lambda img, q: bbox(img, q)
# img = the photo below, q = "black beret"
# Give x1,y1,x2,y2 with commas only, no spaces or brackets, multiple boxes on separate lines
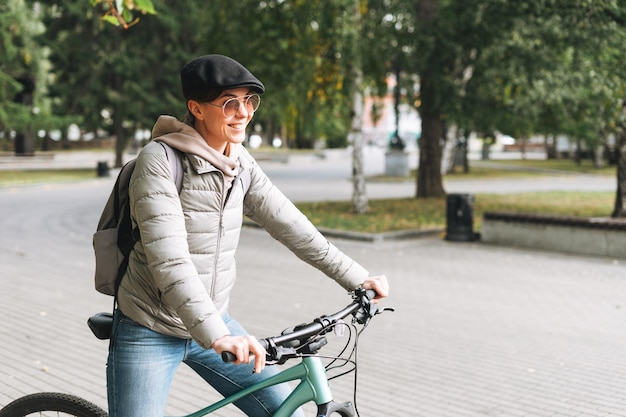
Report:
180,54,265,100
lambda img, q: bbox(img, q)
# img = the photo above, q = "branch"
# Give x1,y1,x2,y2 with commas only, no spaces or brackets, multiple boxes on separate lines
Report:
105,0,130,29
91,0,156,29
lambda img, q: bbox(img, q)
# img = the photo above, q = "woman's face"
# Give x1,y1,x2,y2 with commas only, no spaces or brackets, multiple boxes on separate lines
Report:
189,87,258,152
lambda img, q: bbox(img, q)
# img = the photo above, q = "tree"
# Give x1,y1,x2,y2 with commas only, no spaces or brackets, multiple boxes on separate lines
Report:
411,0,626,202
413,0,444,197
463,1,626,215
613,100,626,216
40,0,206,165
0,0,59,154
412,0,533,197
61,0,625,221
347,0,369,214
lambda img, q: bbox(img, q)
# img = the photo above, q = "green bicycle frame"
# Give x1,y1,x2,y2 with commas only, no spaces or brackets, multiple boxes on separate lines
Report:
181,356,334,417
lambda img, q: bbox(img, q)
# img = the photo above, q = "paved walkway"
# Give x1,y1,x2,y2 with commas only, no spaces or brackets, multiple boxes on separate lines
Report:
1,146,613,198
0,149,624,416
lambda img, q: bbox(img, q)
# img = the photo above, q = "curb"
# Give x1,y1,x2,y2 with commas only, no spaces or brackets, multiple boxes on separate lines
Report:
243,219,443,243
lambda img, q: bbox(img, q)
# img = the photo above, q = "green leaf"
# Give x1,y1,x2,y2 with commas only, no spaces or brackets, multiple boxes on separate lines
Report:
102,15,120,26
134,0,157,14
122,8,133,23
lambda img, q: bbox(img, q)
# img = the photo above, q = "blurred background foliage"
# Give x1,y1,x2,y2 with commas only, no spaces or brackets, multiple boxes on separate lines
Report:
1,0,625,200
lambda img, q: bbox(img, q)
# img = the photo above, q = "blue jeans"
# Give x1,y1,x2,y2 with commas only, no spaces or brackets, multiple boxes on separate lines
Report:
106,310,304,417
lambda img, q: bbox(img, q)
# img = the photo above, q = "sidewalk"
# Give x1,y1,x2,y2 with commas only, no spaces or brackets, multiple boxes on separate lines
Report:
0,147,615,198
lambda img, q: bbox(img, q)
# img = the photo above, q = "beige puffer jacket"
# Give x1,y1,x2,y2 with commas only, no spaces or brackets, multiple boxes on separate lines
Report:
117,116,368,350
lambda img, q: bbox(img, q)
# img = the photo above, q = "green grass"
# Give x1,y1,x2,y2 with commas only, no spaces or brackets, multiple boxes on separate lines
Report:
297,192,615,234
469,159,616,175
0,160,617,234
0,168,98,186
374,158,615,181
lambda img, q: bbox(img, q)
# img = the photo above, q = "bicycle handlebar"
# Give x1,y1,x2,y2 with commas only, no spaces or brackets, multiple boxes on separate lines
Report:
222,288,380,364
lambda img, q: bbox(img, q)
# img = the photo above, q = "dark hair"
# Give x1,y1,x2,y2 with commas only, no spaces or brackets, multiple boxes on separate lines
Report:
182,89,222,126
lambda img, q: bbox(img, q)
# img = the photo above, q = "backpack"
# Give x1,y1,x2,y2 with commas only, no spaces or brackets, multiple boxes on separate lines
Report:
88,142,253,340
92,141,184,297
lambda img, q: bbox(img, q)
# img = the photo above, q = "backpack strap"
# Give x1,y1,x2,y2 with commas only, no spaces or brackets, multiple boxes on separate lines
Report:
158,141,184,193
119,143,184,296
128,142,183,244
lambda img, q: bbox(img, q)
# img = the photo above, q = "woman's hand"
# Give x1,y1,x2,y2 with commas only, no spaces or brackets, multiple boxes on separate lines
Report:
361,275,389,302
211,335,266,374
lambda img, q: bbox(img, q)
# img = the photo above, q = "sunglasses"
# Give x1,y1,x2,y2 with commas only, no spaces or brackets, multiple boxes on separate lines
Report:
206,94,261,117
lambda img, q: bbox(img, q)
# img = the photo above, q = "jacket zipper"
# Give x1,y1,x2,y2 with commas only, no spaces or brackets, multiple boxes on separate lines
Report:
210,172,228,299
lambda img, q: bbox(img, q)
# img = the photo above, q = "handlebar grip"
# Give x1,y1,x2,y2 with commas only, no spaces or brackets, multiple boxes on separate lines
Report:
221,339,269,363
364,289,377,300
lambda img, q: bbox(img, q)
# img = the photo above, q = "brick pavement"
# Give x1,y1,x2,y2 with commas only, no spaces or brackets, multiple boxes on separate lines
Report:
1,156,625,416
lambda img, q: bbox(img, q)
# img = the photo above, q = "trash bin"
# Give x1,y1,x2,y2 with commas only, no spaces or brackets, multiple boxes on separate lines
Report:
445,193,478,241
96,161,110,177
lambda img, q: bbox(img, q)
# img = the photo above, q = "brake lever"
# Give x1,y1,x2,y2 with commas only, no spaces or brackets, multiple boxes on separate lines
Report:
269,346,299,365
353,298,395,325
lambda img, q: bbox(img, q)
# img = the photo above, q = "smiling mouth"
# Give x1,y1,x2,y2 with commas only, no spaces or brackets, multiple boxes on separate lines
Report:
229,124,245,130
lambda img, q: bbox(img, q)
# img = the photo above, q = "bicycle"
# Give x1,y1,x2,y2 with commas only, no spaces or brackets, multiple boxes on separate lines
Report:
0,288,392,417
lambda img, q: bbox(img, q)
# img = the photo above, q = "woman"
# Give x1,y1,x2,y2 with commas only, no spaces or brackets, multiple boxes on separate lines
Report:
106,54,389,417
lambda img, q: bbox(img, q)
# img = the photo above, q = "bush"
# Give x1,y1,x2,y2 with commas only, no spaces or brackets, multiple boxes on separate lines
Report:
326,134,348,149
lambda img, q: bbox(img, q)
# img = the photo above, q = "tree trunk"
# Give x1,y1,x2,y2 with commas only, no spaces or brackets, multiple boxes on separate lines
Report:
13,74,36,156
350,0,368,214
545,135,557,159
462,130,470,174
613,131,626,217
416,96,445,197
574,138,582,166
593,143,604,168
113,28,128,168
113,69,126,168
415,0,446,198
351,67,369,214
266,119,277,148
440,124,457,174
